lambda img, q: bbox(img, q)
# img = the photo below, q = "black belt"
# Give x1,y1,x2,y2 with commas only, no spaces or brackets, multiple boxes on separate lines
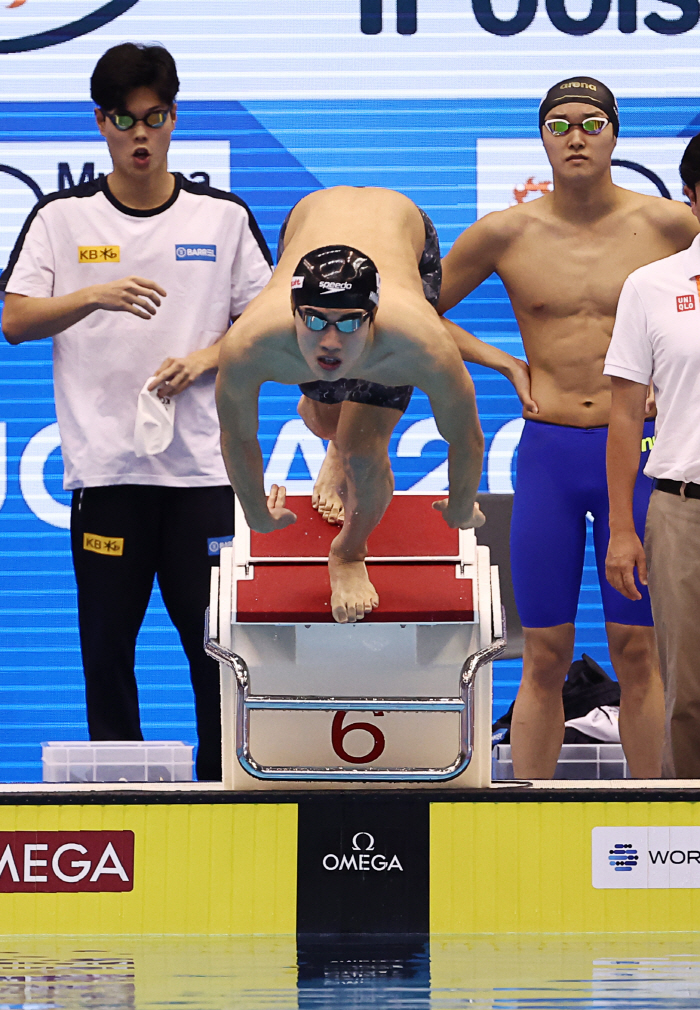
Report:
655,478,700,500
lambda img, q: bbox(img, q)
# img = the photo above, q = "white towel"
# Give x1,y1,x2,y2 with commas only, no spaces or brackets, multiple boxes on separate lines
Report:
133,377,176,457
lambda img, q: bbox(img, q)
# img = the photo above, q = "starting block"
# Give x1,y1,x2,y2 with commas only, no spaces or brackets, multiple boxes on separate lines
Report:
206,493,506,789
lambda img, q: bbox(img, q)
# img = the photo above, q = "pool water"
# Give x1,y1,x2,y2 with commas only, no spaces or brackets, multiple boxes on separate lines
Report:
1,934,700,1009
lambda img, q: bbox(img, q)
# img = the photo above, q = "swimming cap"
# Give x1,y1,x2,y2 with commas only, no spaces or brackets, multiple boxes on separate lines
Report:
291,245,380,315
539,77,619,137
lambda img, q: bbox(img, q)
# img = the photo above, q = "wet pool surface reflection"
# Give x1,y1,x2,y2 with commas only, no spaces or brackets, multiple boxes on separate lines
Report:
1,934,700,1009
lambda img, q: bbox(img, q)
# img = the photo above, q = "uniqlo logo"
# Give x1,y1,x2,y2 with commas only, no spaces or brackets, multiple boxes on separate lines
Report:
677,294,696,312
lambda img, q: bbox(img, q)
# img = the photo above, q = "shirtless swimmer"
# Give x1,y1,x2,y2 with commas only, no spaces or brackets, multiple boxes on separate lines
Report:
438,78,700,779
216,187,485,623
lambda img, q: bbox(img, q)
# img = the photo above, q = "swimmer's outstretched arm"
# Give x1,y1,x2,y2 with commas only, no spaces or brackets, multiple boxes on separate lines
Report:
216,338,297,533
420,345,485,529
440,316,538,415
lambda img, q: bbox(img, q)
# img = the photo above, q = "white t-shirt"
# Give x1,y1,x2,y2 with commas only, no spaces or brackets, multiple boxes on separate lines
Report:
0,174,272,489
604,233,700,483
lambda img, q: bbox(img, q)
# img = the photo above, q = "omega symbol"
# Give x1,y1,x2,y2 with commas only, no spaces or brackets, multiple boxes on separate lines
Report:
351,832,375,851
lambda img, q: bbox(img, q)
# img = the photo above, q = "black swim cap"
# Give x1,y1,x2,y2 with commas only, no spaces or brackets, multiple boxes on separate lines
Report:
539,77,619,137
291,245,380,315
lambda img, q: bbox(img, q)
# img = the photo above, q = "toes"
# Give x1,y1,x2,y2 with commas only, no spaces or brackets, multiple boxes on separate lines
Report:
327,503,342,524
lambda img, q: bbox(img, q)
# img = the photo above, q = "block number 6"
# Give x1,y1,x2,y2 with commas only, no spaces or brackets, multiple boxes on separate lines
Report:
331,711,385,764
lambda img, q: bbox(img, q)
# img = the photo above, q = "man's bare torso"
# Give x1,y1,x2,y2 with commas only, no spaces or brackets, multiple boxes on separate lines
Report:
441,187,698,426
240,187,451,390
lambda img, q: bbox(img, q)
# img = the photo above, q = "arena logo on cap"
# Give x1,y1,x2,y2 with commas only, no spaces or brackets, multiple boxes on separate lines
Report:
0,1,140,54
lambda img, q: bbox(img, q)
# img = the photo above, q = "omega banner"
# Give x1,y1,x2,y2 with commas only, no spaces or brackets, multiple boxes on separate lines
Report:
0,831,134,892
2,0,700,101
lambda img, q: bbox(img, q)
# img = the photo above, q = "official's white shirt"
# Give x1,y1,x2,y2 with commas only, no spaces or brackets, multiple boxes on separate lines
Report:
604,233,700,483
0,174,272,489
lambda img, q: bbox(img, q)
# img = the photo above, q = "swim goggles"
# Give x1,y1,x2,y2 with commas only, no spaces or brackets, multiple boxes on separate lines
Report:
104,108,171,131
544,116,610,136
298,310,370,334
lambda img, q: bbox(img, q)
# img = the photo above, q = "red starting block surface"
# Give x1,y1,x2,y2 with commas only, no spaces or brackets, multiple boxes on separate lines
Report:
249,495,460,559
235,495,474,624
236,562,474,623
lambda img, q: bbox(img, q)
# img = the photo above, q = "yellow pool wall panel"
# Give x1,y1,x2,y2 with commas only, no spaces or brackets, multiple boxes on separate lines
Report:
431,800,700,934
0,803,297,935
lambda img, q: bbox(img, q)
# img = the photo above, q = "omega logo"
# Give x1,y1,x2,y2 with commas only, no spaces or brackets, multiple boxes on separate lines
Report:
322,831,404,872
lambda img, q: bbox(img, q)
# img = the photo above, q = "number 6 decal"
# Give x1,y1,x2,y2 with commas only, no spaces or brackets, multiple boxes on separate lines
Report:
331,711,386,764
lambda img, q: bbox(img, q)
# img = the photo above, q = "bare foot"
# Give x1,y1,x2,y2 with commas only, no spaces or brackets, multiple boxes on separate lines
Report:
313,442,346,524
329,551,379,623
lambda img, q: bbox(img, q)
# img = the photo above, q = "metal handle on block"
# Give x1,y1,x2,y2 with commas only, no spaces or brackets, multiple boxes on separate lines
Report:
204,607,506,782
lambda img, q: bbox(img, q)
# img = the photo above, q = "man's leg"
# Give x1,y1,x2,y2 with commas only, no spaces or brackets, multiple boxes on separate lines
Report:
297,395,346,524
511,624,575,778
70,486,158,740
156,486,234,782
593,426,662,778
326,400,402,623
605,623,663,778
508,421,587,779
646,489,700,779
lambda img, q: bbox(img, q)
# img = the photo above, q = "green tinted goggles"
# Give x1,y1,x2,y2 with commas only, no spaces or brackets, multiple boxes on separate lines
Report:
105,108,171,131
544,116,609,136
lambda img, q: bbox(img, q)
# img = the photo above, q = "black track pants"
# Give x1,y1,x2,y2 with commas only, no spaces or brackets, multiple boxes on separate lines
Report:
70,484,234,781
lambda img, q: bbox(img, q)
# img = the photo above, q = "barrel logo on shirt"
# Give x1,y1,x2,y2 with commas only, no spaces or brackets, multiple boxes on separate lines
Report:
78,246,120,264
676,294,695,312
175,244,217,262
83,533,124,557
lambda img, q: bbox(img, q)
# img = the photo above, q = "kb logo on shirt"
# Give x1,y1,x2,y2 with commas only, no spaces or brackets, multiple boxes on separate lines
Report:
79,246,120,263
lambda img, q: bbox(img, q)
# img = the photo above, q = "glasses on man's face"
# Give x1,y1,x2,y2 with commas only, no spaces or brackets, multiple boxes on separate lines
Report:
298,309,370,334
544,116,610,137
104,108,171,131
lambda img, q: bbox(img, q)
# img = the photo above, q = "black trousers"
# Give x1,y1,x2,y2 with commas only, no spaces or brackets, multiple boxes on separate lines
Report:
70,484,234,781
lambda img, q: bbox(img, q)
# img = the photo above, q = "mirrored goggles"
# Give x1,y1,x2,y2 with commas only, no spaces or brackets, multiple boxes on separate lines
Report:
105,108,171,131
298,310,370,333
544,116,610,136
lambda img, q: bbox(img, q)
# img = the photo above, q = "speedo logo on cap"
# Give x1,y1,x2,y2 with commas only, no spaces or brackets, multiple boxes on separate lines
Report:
561,81,597,91
319,281,353,293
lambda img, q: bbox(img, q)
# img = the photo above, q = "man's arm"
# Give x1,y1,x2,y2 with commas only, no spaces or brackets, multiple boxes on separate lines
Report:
420,349,485,529
440,316,537,414
147,317,245,397
2,277,167,344
437,212,508,314
605,377,649,600
216,330,296,533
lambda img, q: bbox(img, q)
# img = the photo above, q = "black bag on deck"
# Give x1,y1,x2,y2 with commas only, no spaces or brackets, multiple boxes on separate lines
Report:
492,653,621,746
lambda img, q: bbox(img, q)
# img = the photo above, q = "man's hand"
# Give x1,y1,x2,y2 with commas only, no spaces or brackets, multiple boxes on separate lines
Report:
432,499,486,530
91,276,166,319
606,530,647,601
645,382,657,419
507,358,539,416
249,484,297,533
149,346,218,397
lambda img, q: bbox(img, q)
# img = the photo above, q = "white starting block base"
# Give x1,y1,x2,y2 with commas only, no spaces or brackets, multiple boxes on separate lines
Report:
218,620,493,790
209,494,504,790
